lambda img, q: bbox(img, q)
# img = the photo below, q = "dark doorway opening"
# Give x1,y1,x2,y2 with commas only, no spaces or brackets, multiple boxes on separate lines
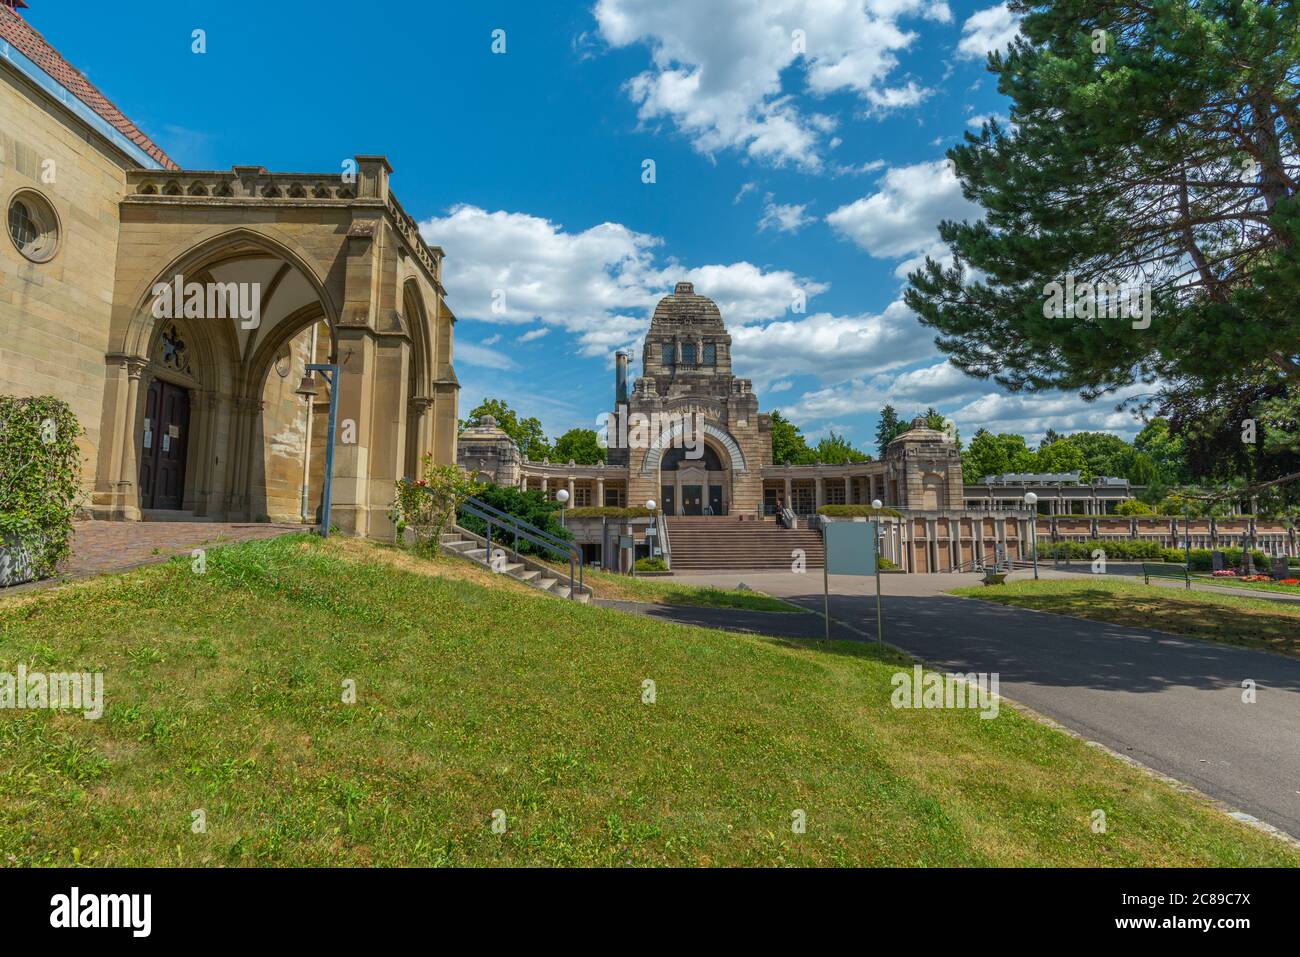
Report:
139,379,190,510
660,484,676,516
682,484,703,515
708,484,724,515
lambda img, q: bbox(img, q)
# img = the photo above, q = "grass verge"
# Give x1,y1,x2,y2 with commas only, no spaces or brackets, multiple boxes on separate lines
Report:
950,577,1300,657
0,534,1294,866
542,560,803,612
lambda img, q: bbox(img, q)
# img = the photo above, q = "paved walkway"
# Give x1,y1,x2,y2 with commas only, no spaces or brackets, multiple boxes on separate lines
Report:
59,521,303,581
617,568,1300,840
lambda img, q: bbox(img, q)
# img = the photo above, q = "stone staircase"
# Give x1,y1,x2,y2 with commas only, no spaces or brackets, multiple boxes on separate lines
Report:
666,516,824,571
439,526,591,602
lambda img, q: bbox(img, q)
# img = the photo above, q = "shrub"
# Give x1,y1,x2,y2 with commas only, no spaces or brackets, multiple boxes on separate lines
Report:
879,555,898,571
1040,539,1167,561
1166,547,1270,572
457,484,572,557
391,459,481,556
817,504,902,518
635,556,668,572
566,506,653,519
1114,499,1155,516
0,395,82,580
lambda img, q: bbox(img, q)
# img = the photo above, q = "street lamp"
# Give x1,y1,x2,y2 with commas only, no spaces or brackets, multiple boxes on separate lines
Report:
1024,491,1039,579
556,487,569,528
295,363,339,538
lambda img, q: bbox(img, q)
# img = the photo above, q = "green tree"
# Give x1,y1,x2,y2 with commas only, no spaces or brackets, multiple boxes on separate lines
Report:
460,398,552,461
1040,428,1063,450
874,405,905,457
962,429,1037,480
1133,418,1189,487
1035,439,1087,475
905,1,1300,398
1059,432,1134,482
770,410,815,465
552,428,606,465
1115,498,1156,516
813,430,871,465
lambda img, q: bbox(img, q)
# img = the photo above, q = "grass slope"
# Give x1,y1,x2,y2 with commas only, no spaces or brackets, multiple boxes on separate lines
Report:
951,577,1300,657
560,563,803,612
0,535,1294,867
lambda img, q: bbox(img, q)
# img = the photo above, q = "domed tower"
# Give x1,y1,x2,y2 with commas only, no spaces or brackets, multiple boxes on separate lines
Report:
615,282,770,516
640,281,734,389
882,416,964,509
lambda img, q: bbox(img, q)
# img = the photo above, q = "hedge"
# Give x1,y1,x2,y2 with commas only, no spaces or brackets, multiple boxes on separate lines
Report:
0,395,82,582
565,506,653,519
817,505,902,519
1039,539,1290,571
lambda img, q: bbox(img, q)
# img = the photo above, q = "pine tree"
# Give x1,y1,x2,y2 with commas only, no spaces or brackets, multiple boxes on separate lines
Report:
874,405,902,457
905,1,1300,397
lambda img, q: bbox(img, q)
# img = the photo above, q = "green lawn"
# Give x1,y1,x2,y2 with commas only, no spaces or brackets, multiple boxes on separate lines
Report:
0,535,1294,866
951,577,1300,657
565,563,803,612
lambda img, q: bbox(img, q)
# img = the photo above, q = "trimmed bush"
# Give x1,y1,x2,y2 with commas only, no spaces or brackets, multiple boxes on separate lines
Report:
0,395,82,582
817,504,902,518
635,556,668,572
1041,539,1283,570
1040,539,1167,561
566,506,653,519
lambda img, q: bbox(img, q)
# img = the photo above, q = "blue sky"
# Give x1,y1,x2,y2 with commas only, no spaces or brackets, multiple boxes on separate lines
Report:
31,0,1146,452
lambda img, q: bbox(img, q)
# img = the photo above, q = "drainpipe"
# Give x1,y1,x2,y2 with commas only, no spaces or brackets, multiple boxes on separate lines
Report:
300,323,319,524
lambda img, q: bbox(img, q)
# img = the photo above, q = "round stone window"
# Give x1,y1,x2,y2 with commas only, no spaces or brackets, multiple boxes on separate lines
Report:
7,190,60,263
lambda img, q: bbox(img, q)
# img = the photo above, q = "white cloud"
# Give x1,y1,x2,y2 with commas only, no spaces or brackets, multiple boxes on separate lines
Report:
863,80,934,113
966,112,1008,128
517,327,550,343
455,341,518,371
594,0,947,170
826,158,981,261
957,4,1021,60
420,204,829,360
758,196,815,233
768,379,794,393
480,333,501,346
946,387,1148,443
731,297,936,387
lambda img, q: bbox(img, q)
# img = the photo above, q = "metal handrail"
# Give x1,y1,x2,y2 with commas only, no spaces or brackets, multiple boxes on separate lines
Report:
455,496,585,598
657,512,671,569
461,495,576,555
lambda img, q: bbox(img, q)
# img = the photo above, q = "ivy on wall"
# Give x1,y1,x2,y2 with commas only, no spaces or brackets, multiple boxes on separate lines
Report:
0,396,83,580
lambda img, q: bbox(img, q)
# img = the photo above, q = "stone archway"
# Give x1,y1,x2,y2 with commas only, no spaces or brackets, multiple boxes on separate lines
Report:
94,229,341,523
642,424,746,516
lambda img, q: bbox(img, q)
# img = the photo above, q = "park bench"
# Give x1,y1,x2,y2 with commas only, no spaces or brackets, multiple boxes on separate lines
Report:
1141,562,1190,589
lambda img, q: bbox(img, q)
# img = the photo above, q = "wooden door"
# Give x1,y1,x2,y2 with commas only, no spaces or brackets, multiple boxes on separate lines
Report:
139,379,190,510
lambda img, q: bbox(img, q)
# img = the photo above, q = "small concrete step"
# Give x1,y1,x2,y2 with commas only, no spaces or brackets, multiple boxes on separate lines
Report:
514,568,541,582
465,548,488,561
553,585,572,599
535,577,558,591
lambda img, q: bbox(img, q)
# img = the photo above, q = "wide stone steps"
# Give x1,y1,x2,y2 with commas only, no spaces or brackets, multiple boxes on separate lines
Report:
439,532,590,602
667,518,824,570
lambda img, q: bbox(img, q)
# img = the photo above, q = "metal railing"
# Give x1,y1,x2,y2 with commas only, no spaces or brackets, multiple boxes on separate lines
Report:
656,512,671,569
455,495,585,598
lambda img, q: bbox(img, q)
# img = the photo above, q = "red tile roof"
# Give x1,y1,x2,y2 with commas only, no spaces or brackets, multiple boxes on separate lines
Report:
0,6,177,169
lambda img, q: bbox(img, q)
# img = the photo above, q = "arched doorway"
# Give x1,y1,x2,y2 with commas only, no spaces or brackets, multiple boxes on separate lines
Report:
100,229,340,523
660,441,731,515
